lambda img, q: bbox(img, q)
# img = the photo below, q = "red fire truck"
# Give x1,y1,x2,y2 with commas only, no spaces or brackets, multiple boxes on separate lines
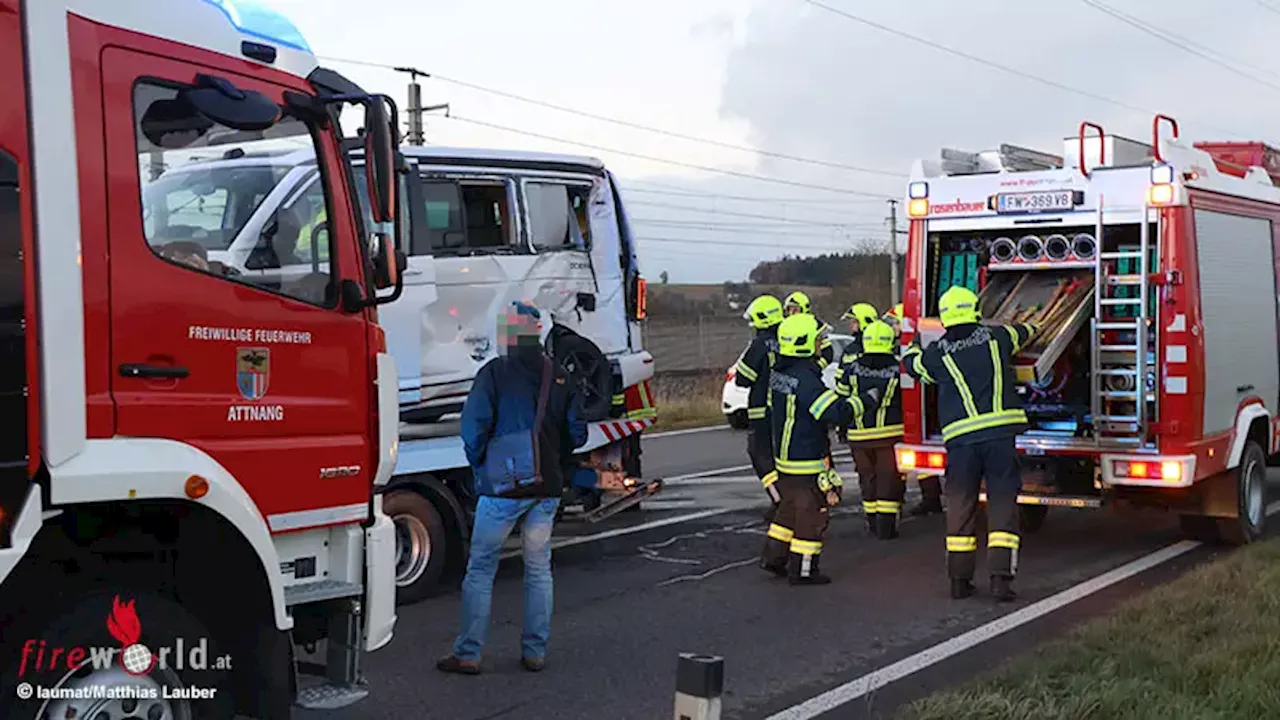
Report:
1,1,403,717
896,114,1277,545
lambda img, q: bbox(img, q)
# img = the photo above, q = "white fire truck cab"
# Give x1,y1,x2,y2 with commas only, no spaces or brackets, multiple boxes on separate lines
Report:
1,1,404,717
897,115,1277,544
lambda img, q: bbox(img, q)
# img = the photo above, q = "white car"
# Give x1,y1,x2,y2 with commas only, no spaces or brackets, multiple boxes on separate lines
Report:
722,333,854,429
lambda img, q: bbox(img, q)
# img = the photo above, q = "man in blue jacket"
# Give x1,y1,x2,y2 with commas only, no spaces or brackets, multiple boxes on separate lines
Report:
438,301,588,675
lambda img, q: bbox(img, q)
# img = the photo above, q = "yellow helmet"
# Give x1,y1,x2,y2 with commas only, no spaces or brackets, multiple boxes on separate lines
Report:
743,294,784,329
884,303,904,322
777,313,820,358
841,302,879,327
939,286,980,328
783,291,811,316
861,320,895,354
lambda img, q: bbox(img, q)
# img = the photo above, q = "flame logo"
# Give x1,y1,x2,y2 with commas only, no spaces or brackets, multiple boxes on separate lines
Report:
106,596,142,647
106,595,155,676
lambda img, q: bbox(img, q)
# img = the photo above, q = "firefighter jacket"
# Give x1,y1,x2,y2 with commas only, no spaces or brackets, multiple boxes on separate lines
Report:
902,322,1036,445
734,327,779,423
815,316,835,370
841,353,904,443
769,356,858,475
832,331,864,397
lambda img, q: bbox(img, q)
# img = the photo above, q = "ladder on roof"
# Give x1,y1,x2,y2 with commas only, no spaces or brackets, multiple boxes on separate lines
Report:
1089,196,1155,446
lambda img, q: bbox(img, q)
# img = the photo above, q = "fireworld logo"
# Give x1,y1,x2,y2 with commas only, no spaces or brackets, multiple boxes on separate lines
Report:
18,596,232,678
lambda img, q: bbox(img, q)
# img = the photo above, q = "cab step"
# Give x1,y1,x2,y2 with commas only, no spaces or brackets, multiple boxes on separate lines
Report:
284,579,362,607
295,682,370,710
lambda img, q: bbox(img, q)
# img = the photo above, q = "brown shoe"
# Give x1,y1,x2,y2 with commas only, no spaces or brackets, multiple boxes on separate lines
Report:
436,655,481,675
521,656,547,672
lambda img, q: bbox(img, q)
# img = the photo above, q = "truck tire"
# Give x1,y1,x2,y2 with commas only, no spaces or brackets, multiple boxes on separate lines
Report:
0,589,234,720
548,326,612,421
1018,505,1049,533
385,489,448,606
727,410,749,430
1216,440,1268,545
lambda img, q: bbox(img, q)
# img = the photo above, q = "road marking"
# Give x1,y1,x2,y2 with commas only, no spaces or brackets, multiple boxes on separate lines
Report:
763,539,1203,720
645,424,732,439
664,451,853,486
500,508,739,559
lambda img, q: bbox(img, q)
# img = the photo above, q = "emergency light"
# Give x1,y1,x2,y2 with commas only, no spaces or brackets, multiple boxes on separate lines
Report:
200,0,313,51
1148,164,1176,206
907,182,929,217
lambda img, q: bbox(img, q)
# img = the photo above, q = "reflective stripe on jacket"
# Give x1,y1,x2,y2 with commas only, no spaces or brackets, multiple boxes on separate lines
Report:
842,353,904,442
769,357,857,474
902,322,1036,445
734,328,779,422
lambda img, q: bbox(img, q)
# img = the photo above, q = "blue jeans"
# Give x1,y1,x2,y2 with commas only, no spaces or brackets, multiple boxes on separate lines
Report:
453,496,559,662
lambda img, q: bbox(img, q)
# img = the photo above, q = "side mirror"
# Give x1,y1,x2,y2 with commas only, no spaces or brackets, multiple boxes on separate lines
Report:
363,99,395,227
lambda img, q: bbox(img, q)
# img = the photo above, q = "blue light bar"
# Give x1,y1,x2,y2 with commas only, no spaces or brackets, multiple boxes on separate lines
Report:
200,0,312,53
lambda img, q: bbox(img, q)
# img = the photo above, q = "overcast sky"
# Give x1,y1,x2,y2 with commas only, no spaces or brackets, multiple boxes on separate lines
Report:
266,0,1280,283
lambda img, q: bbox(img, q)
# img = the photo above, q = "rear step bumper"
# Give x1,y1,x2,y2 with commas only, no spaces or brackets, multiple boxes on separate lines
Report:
977,491,1103,509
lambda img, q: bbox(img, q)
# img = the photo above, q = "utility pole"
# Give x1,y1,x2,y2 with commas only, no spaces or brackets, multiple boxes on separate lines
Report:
887,199,900,305
393,66,449,145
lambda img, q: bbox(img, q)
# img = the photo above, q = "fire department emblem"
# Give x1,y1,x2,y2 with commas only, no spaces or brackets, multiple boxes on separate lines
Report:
236,347,270,400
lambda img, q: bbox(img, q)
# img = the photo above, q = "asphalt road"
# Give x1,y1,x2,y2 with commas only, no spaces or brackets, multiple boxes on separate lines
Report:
299,426,1279,720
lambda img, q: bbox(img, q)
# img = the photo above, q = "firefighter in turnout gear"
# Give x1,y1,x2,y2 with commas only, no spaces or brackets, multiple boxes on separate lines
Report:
760,314,860,585
878,301,943,516
902,286,1037,602
843,320,905,540
784,291,835,369
735,295,785,515
838,302,879,361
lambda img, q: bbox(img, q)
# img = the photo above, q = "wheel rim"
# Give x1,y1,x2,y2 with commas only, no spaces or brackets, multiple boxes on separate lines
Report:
1244,457,1265,529
394,512,432,587
43,661,192,720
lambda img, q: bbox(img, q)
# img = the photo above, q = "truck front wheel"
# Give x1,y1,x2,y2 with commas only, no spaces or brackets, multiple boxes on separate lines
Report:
385,489,448,606
0,589,234,719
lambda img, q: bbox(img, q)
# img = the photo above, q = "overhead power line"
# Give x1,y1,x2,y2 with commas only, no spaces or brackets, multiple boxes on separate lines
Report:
622,186,892,204
1257,0,1280,16
1081,0,1280,93
316,54,904,179
795,0,1246,139
443,114,894,198
637,235,872,253
628,199,883,225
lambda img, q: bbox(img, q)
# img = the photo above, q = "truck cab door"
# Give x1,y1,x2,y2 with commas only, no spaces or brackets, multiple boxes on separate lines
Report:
103,49,375,530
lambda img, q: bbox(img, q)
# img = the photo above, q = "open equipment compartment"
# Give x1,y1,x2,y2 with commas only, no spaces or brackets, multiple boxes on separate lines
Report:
920,227,1102,440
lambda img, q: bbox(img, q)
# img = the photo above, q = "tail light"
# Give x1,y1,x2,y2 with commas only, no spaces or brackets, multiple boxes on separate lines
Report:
634,277,648,320
1104,454,1195,487
897,447,946,471
1113,459,1181,482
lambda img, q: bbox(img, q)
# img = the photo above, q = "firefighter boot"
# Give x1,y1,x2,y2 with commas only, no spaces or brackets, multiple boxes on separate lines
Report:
950,578,975,599
990,575,1017,603
787,554,832,586
875,512,899,540
908,499,943,517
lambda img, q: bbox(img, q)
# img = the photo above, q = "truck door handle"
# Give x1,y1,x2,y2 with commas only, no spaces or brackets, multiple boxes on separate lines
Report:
403,268,423,276
1237,384,1255,393
119,363,189,379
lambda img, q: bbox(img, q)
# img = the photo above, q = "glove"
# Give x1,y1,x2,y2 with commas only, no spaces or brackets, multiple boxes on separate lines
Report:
817,468,844,492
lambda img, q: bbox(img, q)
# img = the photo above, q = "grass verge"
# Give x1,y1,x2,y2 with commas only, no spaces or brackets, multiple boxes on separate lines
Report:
899,537,1280,720
650,371,728,432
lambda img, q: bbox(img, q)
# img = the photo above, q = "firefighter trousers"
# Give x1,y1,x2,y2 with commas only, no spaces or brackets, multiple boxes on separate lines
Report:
760,473,829,580
944,436,1022,581
747,421,780,505
850,440,903,539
